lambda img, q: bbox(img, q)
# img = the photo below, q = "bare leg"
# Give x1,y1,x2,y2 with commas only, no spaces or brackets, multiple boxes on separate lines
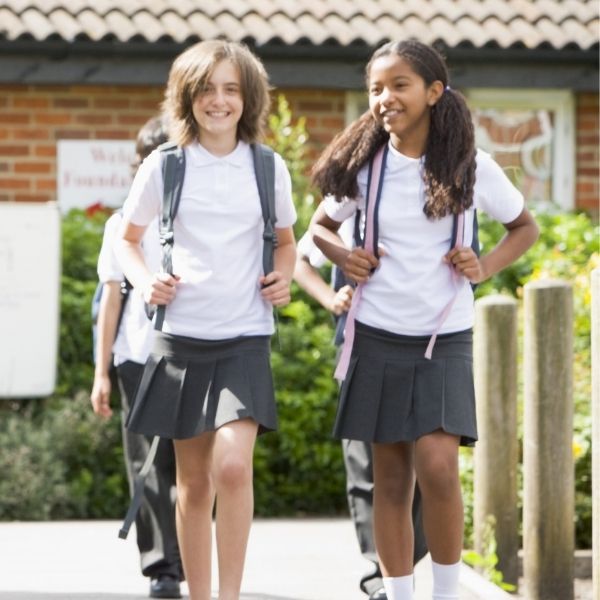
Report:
173,433,216,600
212,419,258,600
372,441,415,576
414,430,463,563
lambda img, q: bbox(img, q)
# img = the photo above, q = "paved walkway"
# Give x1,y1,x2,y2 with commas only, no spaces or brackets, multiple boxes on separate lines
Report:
0,519,512,600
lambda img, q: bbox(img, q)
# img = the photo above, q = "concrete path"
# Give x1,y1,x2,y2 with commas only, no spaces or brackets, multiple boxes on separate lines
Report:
0,519,512,600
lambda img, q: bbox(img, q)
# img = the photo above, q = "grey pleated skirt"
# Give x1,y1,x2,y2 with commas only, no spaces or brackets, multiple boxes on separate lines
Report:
334,321,477,447
126,332,277,439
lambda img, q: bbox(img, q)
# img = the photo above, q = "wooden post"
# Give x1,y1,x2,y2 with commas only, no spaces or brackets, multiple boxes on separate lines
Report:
474,295,519,586
592,269,600,600
523,279,574,600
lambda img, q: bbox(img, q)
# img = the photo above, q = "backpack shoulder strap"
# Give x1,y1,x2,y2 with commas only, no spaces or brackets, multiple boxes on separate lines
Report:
154,143,186,331
251,143,277,276
361,144,388,257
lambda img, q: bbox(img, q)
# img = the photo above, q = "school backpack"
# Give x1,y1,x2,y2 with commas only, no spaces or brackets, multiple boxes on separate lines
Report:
335,143,480,380
118,140,278,540
150,141,278,330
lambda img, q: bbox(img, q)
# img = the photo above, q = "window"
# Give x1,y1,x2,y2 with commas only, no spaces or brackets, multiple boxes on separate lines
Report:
466,89,575,210
345,91,368,125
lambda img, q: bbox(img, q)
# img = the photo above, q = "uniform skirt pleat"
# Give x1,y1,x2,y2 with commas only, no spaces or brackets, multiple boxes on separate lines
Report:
126,332,277,439
334,322,477,447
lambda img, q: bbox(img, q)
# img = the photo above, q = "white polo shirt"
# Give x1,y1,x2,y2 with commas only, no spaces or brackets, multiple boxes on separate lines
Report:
97,212,160,365
323,143,524,336
122,140,296,340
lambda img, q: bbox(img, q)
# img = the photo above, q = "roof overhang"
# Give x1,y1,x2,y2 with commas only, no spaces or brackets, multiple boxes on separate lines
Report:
0,41,597,91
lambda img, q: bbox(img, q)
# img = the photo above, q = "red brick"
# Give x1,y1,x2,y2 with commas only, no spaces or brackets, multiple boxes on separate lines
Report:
75,114,113,125
296,101,336,112
95,130,134,139
15,193,52,202
93,98,131,109
0,144,29,156
14,162,51,174
320,116,345,129
34,145,57,157
0,178,30,189
35,113,72,125
54,130,91,139
13,128,50,140
129,100,163,111
0,113,30,124
13,97,50,109
35,178,57,191
53,97,90,109
117,114,153,125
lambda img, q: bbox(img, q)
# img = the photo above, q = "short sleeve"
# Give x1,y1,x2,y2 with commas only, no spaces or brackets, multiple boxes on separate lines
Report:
297,231,327,268
323,194,359,223
97,213,124,283
122,148,163,227
474,150,524,224
273,152,297,229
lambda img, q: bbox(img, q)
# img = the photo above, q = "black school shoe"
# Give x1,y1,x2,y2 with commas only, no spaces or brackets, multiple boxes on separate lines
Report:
369,588,387,600
149,574,182,599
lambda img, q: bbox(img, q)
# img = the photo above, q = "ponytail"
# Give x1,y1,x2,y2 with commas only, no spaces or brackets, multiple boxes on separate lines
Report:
423,86,476,218
311,111,388,200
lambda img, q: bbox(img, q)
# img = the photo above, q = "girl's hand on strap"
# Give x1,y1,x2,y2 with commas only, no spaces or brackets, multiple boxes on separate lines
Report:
260,271,291,306
343,248,381,283
143,272,180,305
444,247,486,284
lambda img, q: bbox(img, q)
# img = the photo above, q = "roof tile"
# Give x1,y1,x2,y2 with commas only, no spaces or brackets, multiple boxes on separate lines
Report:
77,8,109,41
0,0,596,50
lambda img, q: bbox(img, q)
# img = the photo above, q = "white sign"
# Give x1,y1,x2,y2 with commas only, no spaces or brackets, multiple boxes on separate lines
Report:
57,140,136,212
0,202,61,397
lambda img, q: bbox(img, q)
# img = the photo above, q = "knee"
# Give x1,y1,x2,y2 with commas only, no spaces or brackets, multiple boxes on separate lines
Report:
417,454,459,500
375,472,413,507
213,456,253,492
177,471,213,507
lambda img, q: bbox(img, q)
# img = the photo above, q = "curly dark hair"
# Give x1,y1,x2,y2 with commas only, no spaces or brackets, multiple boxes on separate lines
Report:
312,40,476,219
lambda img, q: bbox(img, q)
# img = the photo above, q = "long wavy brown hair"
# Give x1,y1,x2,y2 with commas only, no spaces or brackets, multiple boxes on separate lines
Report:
162,40,271,147
312,40,476,219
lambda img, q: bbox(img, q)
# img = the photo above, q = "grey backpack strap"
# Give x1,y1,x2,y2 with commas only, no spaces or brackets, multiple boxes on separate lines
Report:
118,435,160,539
153,142,185,331
119,145,184,541
251,143,277,277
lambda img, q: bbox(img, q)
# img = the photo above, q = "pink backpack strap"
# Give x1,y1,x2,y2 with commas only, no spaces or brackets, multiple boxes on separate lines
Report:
334,145,386,380
424,211,465,359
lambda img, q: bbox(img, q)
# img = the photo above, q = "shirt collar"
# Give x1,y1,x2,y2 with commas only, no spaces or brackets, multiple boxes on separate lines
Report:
187,140,249,168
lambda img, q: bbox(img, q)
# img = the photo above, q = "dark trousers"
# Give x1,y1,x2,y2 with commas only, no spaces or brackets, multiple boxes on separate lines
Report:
342,439,428,596
116,360,183,580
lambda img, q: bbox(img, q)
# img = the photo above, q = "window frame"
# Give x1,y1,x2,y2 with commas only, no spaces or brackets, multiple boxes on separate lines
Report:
466,88,575,210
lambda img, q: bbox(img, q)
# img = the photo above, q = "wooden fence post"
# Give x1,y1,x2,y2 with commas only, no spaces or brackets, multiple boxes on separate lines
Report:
523,279,574,600
474,295,519,586
592,269,600,600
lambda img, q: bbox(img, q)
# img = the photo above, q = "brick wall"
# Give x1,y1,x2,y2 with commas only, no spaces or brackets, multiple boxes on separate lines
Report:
0,84,597,216
0,85,164,203
576,92,599,217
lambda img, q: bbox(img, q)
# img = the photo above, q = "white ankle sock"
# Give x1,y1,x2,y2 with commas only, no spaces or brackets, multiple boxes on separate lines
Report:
432,559,460,599
382,574,414,600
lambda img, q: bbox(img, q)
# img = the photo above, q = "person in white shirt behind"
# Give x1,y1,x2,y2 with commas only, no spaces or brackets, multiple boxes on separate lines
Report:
91,114,183,599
